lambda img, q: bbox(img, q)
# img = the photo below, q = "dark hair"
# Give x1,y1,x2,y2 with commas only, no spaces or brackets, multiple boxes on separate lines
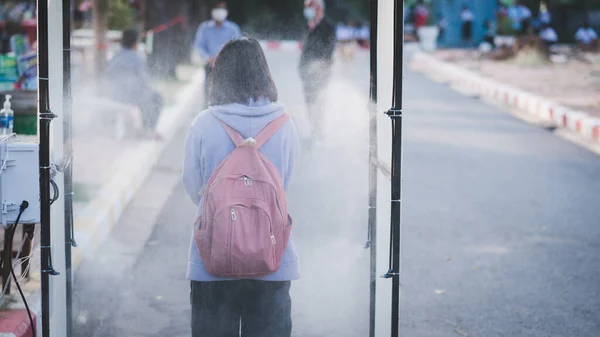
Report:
212,1,227,9
121,29,139,49
209,37,278,106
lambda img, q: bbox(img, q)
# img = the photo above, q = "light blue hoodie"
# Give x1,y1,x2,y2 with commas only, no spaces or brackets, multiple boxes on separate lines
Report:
182,100,301,281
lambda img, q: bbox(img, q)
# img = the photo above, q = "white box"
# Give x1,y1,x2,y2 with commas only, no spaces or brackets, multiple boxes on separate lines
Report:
0,137,40,227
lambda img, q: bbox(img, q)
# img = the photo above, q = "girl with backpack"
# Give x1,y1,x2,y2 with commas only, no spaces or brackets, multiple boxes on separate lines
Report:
182,37,300,337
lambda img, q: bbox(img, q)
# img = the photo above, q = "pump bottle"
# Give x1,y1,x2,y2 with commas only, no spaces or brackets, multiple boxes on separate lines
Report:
0,95,13,136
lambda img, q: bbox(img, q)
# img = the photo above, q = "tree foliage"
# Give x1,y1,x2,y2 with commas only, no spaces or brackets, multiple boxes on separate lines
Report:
107,0,135,30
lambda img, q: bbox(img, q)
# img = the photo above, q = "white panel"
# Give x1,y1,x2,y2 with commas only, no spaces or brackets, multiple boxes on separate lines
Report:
377,0,395,118
0,141,40,226
48,0,68,335
375,169,392,337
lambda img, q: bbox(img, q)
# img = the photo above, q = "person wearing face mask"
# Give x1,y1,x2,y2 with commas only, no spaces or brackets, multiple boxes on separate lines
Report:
299,0,336,142
193,1,241,108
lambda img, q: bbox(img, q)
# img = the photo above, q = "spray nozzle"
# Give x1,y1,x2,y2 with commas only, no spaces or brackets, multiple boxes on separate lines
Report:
3,95,11,110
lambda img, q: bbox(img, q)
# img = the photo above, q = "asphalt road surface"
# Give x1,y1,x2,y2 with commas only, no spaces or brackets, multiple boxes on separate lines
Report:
73,48,600,337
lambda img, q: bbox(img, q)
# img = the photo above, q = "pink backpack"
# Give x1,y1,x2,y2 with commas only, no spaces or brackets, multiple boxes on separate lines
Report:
194,114,292,278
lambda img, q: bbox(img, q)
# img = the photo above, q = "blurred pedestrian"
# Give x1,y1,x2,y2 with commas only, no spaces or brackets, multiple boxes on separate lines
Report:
438,16,447,44
482,18,497,49
535,2,551,30
508,0,531,34
336,20,355,61
357,21,370,49
575,21,598,52
460,5,474,46
299,0,335,140
183,37,300,337
104,29,163,140
539,23,558,47
193,1,241,109
414,0,429,32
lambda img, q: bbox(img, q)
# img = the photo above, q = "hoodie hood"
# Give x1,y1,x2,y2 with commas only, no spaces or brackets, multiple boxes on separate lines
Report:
207,101,286,139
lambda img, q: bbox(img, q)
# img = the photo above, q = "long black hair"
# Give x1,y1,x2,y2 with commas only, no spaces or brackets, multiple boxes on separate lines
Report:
209,37,278,105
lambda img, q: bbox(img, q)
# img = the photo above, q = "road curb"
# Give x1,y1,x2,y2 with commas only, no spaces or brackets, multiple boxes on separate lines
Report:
410,52,600,144
71,68,204,270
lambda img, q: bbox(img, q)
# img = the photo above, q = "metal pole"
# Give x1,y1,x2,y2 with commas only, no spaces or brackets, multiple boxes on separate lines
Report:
63,0,75,335
38,0,59,335
367,0,379,337
383,0,404,336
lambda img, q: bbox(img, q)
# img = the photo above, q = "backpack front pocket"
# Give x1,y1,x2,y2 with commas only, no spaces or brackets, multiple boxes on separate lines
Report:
206,206,235,276
229,202,277,276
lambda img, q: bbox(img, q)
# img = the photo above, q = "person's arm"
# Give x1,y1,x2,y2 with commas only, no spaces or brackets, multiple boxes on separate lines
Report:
283,118,300,188
193,23,210,61
182,123,204,206
590,28,598,40
323,22,337,61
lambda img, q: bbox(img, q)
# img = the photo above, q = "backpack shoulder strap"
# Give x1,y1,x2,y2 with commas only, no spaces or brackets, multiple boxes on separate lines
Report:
218,120,245,147
254,114,290,149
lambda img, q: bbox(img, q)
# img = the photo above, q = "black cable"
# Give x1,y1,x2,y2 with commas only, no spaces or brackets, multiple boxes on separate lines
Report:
5,201,35,337
11,260,35,337
50,179,59,205
0,201,28,272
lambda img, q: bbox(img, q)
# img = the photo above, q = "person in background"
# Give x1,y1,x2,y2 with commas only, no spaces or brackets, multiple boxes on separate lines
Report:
483,18,497,49
336,20,355,61
437,16,447,44
193,1,241,108
0,21,23,54
104,29,163,140
357,21,370,49
460,5,475,46
299,0,335,141
183,37,300,337
575,21,598,52
496,0,508,18
538,2,551,27
539,23,558,47
413,0,429,34
508,0,531,34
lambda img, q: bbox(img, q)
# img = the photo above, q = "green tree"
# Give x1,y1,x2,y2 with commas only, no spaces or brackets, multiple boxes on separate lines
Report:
107,0,135,31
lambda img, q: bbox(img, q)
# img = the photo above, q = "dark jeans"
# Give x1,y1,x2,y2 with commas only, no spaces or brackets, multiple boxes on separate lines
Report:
300,62,331,137
138,91,163,130
191,280,292,337
461,21,472,43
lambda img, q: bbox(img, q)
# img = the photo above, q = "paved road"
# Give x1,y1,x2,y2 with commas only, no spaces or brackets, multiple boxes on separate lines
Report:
73,49,600,337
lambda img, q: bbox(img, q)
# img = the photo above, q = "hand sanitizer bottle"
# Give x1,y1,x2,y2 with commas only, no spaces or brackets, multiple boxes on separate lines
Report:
0,95,14,136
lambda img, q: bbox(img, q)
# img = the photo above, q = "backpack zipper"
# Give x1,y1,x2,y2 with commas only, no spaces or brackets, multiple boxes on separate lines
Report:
230,205,276,272
241,175,285,226
231,204,275,244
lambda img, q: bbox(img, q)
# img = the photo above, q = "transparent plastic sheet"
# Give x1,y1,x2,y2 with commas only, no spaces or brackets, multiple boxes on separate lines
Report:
62,3,383,337
374,0,395,335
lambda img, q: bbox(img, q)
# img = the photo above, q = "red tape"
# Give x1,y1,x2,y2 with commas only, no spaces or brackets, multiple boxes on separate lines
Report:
140,15,186,38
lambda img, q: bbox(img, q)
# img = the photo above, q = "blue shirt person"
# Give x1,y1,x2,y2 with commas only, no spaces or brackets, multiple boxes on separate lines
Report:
192,1,241,107
193,20,241,64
